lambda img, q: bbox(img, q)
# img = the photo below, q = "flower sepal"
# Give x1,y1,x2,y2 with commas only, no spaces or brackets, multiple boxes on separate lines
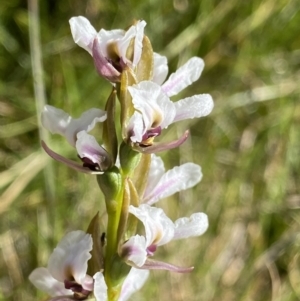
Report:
102,88,118,165
86,212,104,276
118,68,137,140
135,35,154,82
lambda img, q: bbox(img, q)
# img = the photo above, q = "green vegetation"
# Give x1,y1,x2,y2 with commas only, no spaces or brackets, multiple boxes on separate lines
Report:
0,0,300,300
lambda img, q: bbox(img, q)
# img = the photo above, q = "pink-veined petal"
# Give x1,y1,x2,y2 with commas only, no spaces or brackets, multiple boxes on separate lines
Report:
119,268,149,301
141,258,194,273
162,57,204,97
48,231,92,287
93,272,108,301
173,94,214,123
129,205,174,247
132,20,147,67
41,105,106,146
121,235,148,267
173,212,209,240
41,141,103,174
143,155,165,200
144,163,202,205
69,16,97,55
135,130,189,154
29,267,71,297
76,131,111,171
152,53,168,85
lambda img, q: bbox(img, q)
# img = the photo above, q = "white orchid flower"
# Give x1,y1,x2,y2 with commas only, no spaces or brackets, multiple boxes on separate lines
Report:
41,105,111,173
142,154,202,205
29,231,93,299
121,204,208,272
93,268,149,301
126,57,213,152
69,16,146,82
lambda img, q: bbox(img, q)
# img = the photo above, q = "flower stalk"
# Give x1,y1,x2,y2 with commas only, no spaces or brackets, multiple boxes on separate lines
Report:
29,16,214,301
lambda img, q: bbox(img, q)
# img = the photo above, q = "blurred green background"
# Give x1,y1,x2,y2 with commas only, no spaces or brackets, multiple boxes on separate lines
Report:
1,0,300,300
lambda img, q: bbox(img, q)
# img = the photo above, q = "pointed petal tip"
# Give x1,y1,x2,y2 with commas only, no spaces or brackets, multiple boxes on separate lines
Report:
135,130,189,154
142,259,194,273
41,140,103,174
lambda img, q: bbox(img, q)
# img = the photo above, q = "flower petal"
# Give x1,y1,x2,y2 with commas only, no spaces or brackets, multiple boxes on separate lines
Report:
41,105,106,146
129,205,174,247
93,272,107,301
173,212,209,240
48,231,92,287
162,57,204,97
119,268,149,301
128,81,176,131
76,131,111,171
127,111,145,143
92,37,121,82
69,16,97,55
143,155,165,199
173,94,214,123
142,258,194,273
132,20,147,67
152,53,168,85
121,235,148,267
41,141,103,174
143,163,202,205
29,267,71,297
135,130,189,153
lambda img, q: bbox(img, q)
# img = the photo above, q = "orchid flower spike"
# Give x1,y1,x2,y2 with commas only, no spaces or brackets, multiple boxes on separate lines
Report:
29,231,93,300
120,204,208,273
69,16,146,82
142,154,202,205
41,105,111,174
93,268,149,301
126,57,214,152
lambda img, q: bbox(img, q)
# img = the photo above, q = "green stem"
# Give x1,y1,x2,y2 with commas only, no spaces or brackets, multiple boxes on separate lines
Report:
104,183,124,301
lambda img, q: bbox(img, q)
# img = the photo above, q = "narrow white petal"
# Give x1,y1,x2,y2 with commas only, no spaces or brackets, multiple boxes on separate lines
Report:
132,20,147,66
127,111,145,143
129,205,175,247
119,268,149,301
29,267,71,297
121,235,148,267
48,231,92,286
144,163,202,205
143,155,165,200
173,94,214,123
173,212,208,240
152,53,168,85
41,105,106,146
118,25,138,62
93,272,108,301
69,16,97,55
162,57,204,97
